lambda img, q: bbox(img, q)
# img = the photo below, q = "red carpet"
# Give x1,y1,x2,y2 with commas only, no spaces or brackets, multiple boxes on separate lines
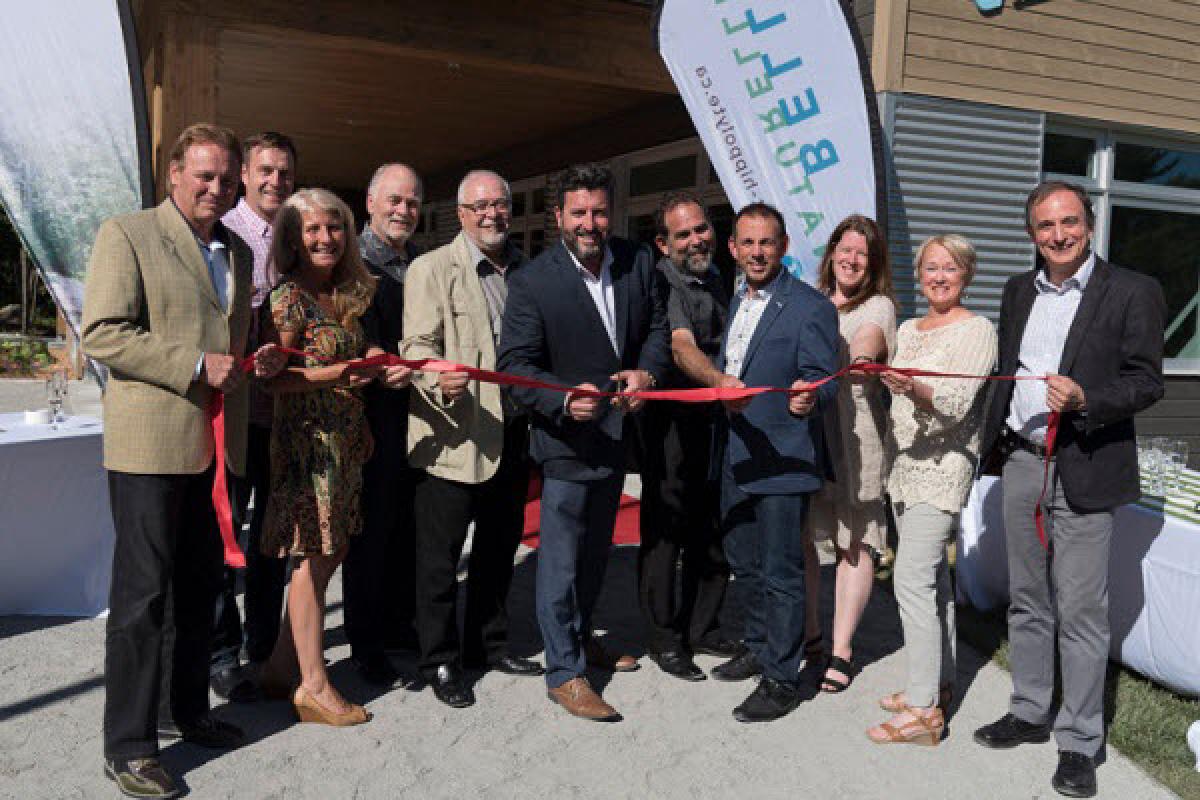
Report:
521,471,641,548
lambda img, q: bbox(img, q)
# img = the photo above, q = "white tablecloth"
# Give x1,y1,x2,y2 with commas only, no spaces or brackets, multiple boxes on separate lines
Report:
957,473,1200,697
0,413,113,616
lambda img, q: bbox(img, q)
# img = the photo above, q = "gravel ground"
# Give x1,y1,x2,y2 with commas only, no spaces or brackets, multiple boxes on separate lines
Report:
0,547,1175,799
0,377,1175,798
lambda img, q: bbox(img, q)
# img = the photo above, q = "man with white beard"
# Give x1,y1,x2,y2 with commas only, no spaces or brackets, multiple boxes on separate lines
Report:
402,170,544,709
638,192,741,682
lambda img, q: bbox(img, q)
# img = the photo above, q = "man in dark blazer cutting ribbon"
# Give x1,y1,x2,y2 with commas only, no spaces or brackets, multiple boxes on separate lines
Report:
498,163,671,722
974,180,1165,798
709,202,839,723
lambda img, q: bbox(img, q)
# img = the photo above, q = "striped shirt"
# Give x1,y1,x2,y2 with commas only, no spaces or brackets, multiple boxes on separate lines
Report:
221,198,274,310
1006,252,1095,444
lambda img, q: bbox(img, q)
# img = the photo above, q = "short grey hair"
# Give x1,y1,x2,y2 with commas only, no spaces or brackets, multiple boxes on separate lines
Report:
366,162,424,199
456,169,511,205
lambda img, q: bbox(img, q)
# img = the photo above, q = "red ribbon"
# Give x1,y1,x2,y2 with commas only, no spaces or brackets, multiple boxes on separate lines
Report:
207,392,246,568
208,350,1059,566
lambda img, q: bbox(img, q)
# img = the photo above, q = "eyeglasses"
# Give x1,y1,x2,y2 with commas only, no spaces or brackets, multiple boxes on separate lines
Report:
460,198,511,215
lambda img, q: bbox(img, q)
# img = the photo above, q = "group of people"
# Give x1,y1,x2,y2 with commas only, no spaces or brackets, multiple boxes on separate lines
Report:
81,121,1165,800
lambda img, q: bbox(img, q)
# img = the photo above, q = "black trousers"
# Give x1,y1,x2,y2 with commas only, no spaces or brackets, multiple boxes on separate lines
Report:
344,410,417,658
104,465,224,760
637,402,730,653
211,423,288,670
413,421,529,674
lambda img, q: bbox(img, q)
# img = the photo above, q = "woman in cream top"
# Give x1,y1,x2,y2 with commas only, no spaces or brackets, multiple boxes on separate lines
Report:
805,214,897,694
867,234,997,746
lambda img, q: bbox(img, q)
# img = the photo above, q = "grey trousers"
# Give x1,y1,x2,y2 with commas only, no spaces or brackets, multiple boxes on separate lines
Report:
893,503,958,708
1003,449,1113,757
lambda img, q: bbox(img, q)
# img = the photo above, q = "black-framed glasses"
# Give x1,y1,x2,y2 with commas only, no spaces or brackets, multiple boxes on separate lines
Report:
460,198,511,215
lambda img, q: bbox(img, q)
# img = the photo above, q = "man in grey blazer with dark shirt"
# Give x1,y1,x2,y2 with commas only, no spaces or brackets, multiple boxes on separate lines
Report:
975,181,1165,798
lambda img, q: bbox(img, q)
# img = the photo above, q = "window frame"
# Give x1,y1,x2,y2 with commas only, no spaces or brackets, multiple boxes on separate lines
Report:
1044,122,1200,375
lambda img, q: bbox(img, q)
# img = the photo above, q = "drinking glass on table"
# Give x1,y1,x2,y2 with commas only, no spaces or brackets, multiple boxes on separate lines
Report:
1137,436,1162,496
45,370,67,427
1164,440,1190,494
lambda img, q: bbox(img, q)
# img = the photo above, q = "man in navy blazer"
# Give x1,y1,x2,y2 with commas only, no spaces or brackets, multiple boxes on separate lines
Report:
707,203,839,723
498,163,671,721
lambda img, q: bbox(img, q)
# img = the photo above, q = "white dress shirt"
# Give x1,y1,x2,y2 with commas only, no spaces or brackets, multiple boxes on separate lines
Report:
723,270,782,379
566,244,618,356
1006,252,1095,444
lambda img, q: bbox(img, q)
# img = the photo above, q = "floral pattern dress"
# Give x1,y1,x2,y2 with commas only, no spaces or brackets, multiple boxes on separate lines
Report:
261,282,373,557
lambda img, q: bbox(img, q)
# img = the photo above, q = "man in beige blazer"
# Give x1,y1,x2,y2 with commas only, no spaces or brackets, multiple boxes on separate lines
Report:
82,123,282,800
403,169,543,709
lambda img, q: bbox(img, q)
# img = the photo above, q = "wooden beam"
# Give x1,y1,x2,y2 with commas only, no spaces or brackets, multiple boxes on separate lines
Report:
872,0,910,92
424,97,696,199
156,12,219,198
173,0,674,93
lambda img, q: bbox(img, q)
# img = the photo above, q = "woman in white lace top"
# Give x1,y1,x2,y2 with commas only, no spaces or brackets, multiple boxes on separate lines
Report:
805,215,897,695
867,234,997,746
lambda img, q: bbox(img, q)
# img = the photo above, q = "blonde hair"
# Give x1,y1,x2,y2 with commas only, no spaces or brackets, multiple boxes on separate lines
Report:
269,188,376,328
914,234,977,287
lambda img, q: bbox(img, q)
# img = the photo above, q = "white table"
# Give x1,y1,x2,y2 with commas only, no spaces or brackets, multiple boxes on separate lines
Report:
0,412,113,616
957,470,1200,697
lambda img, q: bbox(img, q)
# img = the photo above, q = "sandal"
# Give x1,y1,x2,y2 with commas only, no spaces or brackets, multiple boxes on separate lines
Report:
820,655,858,693
878,685,953,713
866,706,945,746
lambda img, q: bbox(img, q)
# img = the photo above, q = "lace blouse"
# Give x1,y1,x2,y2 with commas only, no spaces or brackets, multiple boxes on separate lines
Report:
886,314,997,513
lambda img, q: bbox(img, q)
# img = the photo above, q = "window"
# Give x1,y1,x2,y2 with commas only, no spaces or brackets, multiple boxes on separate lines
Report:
1043,125,1200,373
629,155,698,196
1042,132,1095,178
1109,205,1200,366
511,191,526,218
1113,143,1200,190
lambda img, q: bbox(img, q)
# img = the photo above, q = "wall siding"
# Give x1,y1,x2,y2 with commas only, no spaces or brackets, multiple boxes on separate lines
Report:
883,92,1041,321
901,0,1200,135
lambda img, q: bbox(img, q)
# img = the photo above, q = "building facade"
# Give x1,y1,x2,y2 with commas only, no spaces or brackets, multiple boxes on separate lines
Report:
134,0,1200,459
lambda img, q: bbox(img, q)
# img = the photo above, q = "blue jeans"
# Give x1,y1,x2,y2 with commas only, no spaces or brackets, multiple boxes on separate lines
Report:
722,487,811,686
536,474,624,688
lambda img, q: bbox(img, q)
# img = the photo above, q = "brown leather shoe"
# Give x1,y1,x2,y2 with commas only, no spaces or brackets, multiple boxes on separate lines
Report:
584,639,641,672
547,677,621,721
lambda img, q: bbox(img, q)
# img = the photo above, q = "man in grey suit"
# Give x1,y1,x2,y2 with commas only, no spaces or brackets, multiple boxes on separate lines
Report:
974,181,1166,798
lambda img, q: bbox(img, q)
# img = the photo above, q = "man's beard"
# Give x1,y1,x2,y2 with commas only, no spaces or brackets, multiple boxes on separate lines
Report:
564,228,605,263
476,226,508,250
676,245,711,275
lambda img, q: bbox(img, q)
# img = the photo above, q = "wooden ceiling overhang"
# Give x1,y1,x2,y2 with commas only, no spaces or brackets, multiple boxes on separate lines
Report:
133,0,690,198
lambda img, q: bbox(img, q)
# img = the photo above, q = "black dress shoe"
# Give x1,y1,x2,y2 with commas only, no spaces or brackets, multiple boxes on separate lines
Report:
692,634,744,659
488,655,546,677
176,715,244,749
650,650,706,682
429,664,475,708
156,718,181,741
733,677,802,723
1052,751,1097,798
210,665,260,703
104,757,180,799
973,713,1051,749
711,650,762,682
352,651,400,687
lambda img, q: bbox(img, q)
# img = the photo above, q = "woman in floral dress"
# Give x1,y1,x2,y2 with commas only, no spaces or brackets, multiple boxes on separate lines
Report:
257,188,410,726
